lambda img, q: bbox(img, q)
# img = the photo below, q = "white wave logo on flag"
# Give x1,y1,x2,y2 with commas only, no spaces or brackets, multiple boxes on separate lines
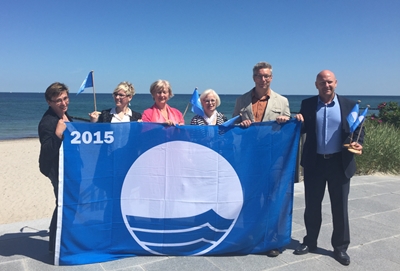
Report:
120,141,243,255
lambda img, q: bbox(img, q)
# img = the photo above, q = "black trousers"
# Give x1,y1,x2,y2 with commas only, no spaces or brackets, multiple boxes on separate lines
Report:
48,170,59,252
302,153,350,252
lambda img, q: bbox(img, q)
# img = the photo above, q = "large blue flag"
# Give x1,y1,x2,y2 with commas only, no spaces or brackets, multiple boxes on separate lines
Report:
55,121,301,265
77,71,93,95
190,88,204,117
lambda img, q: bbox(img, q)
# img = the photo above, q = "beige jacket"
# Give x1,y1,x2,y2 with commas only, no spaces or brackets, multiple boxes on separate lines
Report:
232,88,291,122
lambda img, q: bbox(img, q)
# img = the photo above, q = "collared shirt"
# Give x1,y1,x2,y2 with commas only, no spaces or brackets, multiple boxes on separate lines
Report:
110,107,133,123
316,94,342,154
251,90,270,122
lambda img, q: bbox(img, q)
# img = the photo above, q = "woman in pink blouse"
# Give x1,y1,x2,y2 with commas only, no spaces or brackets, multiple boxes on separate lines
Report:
142,80,184,126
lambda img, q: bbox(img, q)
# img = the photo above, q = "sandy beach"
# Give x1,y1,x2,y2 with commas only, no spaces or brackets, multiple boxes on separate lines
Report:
0,138,54,224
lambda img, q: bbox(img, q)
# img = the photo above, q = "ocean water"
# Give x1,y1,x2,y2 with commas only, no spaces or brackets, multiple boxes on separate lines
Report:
1,92,399,140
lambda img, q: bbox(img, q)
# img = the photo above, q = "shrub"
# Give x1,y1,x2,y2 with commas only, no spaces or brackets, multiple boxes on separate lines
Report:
355,120,400,175
368,101,400,127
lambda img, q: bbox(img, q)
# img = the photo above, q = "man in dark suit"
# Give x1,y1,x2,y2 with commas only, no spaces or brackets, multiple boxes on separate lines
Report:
294,70,364,266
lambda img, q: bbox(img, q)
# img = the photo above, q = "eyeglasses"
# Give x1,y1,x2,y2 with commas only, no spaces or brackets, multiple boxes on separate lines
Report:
254,74,272,80
204,99,216,104
113,93,128,98
51,96,69,105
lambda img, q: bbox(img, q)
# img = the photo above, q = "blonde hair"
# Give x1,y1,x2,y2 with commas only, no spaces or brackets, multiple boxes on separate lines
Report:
113,81,135,97
149,80,173,98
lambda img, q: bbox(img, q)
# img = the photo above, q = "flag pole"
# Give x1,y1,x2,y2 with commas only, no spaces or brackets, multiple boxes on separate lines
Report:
91,70,97,112
349,100,362,143
344,100,361,148
355,105,370,143
182,103,190,118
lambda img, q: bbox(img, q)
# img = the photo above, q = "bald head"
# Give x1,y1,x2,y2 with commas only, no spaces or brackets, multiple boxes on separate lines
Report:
316,70,336,81
315,70,337,103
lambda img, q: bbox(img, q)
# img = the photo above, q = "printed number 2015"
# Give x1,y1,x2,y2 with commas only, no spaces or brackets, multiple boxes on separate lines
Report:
71,131,114,144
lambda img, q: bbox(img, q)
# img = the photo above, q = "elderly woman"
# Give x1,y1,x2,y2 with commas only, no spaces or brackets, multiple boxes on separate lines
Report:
38,82,72,253
89,81,141,123
142,80,184,125
191,89,227,125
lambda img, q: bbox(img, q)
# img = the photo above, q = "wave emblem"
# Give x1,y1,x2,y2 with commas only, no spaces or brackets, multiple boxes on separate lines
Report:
120,141,243,255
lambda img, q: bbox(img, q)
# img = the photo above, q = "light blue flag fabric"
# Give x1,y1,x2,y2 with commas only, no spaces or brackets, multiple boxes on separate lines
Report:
190,88,204,117
55,121,301,265
77,71,93,95
220,115,240,127
347,103,359,133
351,106,368,132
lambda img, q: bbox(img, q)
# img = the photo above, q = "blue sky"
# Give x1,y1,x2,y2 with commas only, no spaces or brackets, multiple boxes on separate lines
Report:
1,0,399,95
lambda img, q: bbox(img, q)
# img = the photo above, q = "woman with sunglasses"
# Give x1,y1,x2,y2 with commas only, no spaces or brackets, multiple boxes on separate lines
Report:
89,81,141,123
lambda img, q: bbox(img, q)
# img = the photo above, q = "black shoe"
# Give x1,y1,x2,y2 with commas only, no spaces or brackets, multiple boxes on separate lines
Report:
266,249,280,257
334,250,350,266
294,244,317,255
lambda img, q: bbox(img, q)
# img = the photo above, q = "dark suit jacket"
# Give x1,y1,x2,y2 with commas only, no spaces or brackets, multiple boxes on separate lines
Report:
98,108,142,123
299,94,365,179
38,107,72,177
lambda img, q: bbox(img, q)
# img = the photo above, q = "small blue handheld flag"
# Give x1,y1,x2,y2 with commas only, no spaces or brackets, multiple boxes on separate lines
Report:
347,101,360,133
221,115,240,127
351,106,369,132
77,71,94,95
190,88,204,117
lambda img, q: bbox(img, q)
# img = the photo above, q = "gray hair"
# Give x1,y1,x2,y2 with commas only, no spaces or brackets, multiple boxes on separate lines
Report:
200,89,221,107
253,62,273,76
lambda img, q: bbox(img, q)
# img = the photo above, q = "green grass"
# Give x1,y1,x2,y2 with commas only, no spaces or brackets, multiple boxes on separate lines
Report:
355,121,400,175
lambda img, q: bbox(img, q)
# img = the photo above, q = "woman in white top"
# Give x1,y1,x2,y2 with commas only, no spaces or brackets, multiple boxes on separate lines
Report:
89,82,141,123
